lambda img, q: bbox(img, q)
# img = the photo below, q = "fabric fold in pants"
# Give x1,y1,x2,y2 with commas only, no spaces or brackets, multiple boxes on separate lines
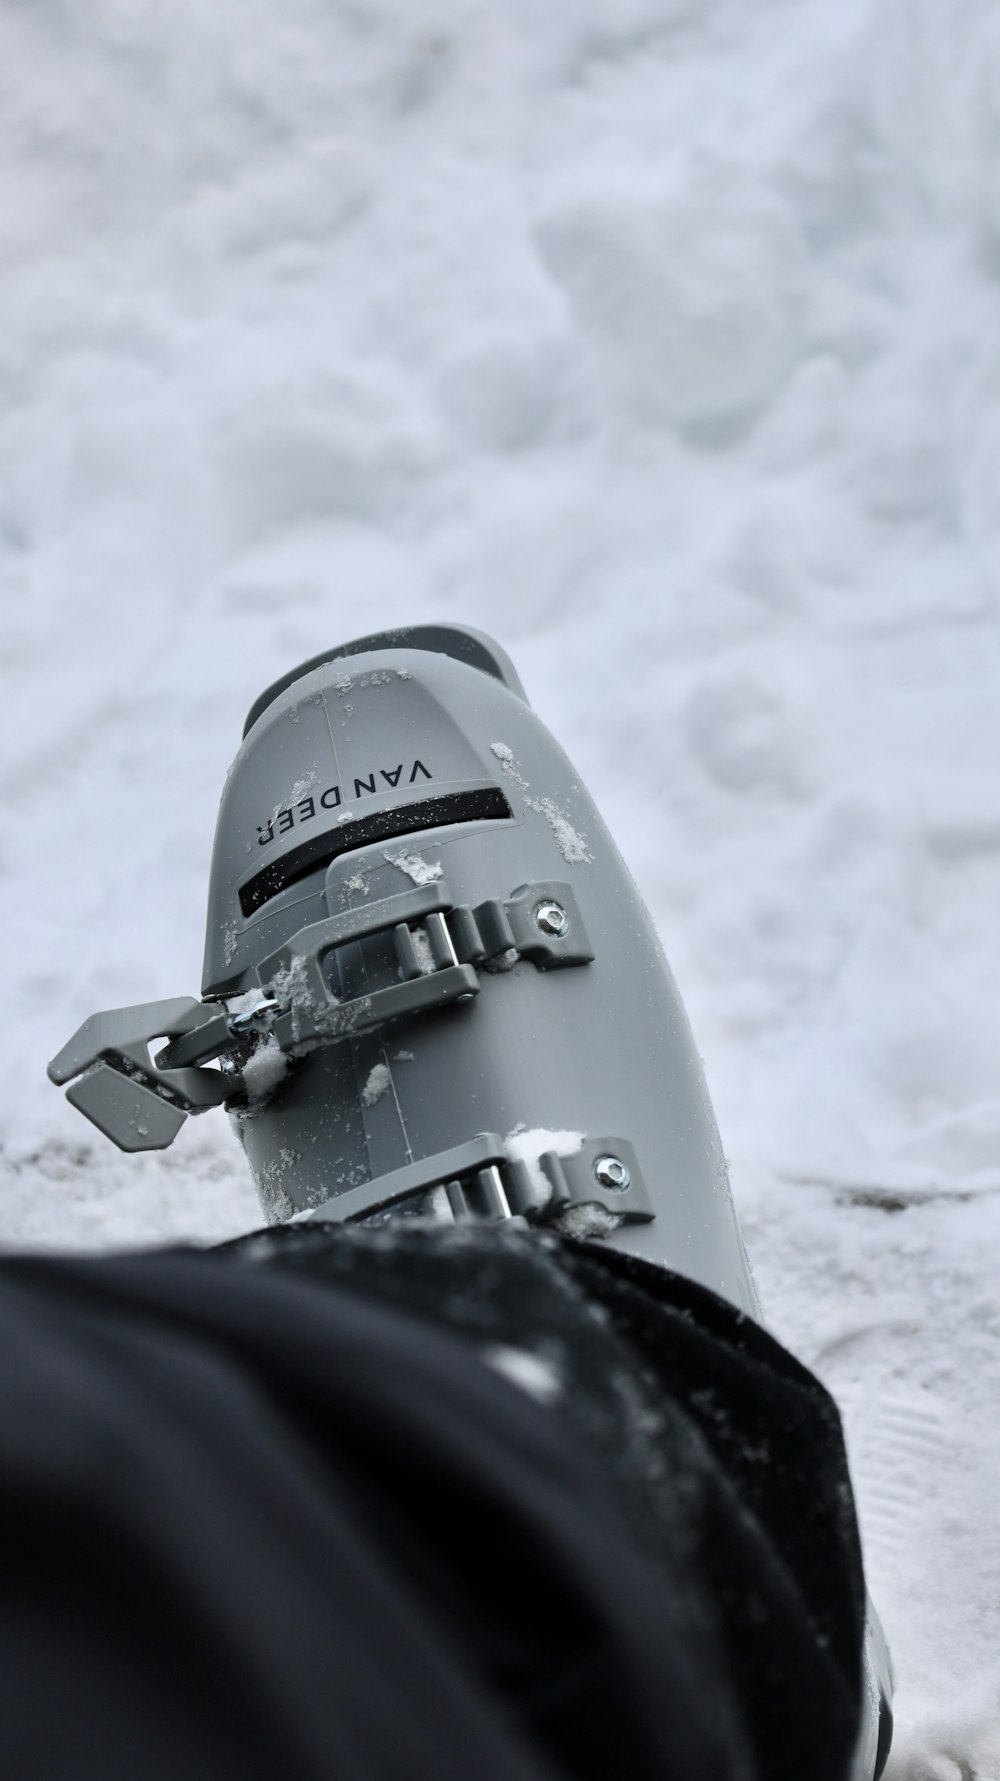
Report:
0,1222,865,1781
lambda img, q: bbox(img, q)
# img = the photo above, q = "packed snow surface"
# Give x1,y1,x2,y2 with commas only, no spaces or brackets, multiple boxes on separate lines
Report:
2,4,999,1772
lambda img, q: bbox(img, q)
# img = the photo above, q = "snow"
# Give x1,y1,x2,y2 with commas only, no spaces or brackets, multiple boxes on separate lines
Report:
490,740,530,791
382,850,444,886
1,4,999,1771
407,928,437,976
551,1203,625,1242
490,742,591,860
240,1034,289,1106
361,1062,391,1108
504,1128,585,1209
482,946,520,975
524,794,592,865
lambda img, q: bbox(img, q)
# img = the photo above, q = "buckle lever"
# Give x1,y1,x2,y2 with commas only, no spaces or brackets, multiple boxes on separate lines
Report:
47,998,233,1153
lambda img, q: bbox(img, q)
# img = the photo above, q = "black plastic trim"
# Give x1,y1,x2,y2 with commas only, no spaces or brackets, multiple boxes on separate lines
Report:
238,788,512,917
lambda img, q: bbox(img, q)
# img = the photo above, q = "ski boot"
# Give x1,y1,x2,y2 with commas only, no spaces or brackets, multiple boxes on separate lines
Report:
48,622,892,1777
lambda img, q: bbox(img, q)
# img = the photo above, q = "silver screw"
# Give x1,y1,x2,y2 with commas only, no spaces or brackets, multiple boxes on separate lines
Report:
534,900,569,938
594,1154,631,1192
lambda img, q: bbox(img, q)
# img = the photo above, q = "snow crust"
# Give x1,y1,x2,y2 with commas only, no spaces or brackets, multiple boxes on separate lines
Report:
382,850,443,886
361,1062,391,1108
504,1128,585,1209
551,1203,625,1242
491,741,590,860
241,1034,289,1106
1,4,999,1769
408,928,437,976
523,794,592,865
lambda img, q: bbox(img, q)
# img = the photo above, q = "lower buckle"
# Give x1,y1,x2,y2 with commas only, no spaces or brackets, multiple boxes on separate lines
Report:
304,1134,653,1228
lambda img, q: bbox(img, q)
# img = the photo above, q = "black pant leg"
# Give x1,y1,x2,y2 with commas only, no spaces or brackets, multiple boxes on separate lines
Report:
0,1224,866,1781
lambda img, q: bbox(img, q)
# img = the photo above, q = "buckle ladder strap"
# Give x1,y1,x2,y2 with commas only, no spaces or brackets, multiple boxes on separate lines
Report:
305,1135,654,1229
47,879,596,1152
245,876,593,1050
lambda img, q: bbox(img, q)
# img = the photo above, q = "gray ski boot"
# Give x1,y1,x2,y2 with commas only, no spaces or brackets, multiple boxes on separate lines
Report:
48,622,892,1777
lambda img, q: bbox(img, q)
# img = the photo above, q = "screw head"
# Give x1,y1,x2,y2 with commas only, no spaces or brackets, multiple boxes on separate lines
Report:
594,1154,631,1193
534,900,570,938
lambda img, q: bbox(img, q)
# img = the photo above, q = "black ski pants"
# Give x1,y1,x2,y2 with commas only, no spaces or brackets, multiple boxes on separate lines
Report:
0,1222,866,1781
